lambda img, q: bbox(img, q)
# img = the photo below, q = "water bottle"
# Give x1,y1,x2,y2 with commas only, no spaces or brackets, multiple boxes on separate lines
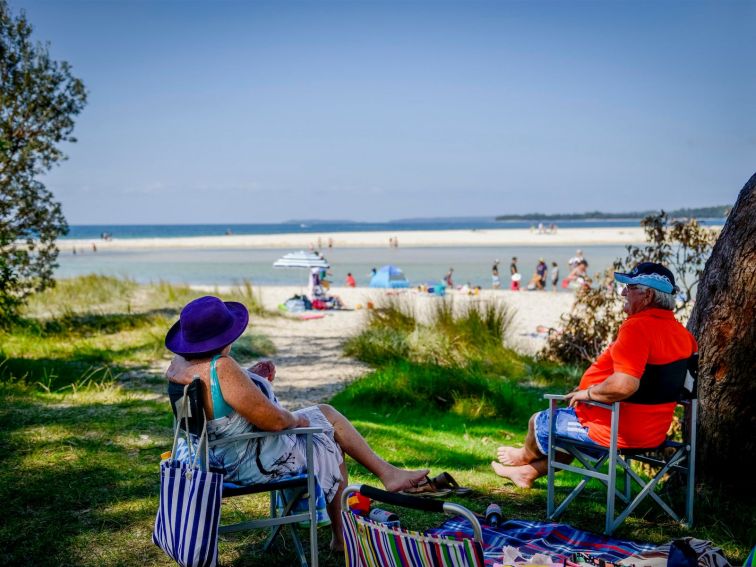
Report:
368,507,400,528
485,503,502,528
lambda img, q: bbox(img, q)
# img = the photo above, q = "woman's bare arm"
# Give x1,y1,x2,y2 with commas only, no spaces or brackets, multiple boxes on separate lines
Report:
217,357,306,430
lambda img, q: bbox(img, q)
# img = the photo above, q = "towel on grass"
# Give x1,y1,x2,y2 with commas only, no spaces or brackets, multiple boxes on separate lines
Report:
426,518,657,566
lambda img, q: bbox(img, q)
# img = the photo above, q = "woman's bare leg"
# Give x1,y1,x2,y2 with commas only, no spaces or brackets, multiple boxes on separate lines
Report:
326,454,347,551
318,404,428,492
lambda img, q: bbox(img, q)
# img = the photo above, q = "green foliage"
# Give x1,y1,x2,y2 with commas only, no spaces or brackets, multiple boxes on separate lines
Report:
1,275,274,392
345,296,519,372
543,212,717,364
331,361,541,423
0,0,87,322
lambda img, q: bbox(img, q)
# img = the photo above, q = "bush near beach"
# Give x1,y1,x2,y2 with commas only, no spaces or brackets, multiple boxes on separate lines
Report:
0,277,752,566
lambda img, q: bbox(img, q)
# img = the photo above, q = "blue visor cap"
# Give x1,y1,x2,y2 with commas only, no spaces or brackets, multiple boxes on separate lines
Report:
614,262,676,294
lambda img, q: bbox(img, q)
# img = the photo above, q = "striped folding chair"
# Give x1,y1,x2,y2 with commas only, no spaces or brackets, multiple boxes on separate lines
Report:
341,484,485,567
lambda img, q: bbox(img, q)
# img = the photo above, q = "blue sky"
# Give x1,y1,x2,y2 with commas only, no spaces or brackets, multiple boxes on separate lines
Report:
12,0,756,224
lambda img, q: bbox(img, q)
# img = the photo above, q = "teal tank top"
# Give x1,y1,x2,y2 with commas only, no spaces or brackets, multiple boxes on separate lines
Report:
210,355,233,419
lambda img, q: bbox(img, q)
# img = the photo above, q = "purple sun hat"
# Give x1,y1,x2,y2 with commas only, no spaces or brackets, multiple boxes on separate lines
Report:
165,296,249,356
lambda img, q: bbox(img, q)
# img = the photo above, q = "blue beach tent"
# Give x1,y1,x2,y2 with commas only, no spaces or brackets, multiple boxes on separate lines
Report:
369,265,410,288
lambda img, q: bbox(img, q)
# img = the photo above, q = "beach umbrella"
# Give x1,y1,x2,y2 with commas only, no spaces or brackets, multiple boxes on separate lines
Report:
273,251,330,289
273,251,330,269
370,265,410,288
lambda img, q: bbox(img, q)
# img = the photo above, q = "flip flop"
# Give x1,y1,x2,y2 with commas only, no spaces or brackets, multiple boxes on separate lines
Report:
431,472,473,496
399,475,452,498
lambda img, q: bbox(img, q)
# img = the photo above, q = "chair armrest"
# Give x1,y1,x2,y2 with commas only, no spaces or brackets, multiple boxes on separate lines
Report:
210,427,324,447
543,392,615,411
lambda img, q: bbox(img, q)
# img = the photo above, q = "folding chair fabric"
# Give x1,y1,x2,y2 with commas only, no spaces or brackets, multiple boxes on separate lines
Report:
341,484,484,567
342,511,484,567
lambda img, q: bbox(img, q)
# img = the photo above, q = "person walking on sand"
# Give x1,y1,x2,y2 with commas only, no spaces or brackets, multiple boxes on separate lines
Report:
444,268,454,288
345,273,356,287
510,257,521,291
492,260,501,289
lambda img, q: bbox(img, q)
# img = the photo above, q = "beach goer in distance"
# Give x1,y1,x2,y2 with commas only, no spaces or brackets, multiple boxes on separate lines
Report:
536,258,548,289
443,267,454,288
492,259,501,289
568,249,585,269
550,261,559,291
165,296,429,550
510,257,520,291
492,263,696,488
564,259,589,288
345,272,356,287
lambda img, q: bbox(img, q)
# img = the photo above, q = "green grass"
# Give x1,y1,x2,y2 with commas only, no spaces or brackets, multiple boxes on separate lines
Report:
0,278,752,565
1,275,273,392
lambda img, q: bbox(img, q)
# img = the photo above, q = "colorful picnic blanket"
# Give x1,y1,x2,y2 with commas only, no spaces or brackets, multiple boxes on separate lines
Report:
426,518,658,566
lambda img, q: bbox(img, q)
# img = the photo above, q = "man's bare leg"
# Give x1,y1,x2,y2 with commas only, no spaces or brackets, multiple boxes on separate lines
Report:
318,404,428,492
492,451,573,488
491,458,547,488
497,413,543,466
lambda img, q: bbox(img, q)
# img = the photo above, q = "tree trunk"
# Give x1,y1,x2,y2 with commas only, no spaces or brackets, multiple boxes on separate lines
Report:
687,173,756,494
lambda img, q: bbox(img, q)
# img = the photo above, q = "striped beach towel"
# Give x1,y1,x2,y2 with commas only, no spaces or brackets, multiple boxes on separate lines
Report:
427,518,657,566
342,510,485,567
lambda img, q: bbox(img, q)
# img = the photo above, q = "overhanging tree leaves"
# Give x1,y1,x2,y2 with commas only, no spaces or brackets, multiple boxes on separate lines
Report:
0,0,86,321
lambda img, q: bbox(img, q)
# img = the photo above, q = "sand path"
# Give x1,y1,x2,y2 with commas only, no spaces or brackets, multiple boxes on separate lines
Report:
251,310,370,410
235,286,574,410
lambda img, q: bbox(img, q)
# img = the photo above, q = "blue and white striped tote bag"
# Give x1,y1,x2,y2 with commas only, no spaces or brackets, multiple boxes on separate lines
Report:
153,384,223,567
153,459,222,567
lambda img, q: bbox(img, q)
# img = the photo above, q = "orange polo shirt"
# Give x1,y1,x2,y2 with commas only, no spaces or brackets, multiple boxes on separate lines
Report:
575,308,697,448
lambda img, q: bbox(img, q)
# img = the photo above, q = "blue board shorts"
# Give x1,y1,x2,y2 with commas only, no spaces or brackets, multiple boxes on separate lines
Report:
533,406,600,455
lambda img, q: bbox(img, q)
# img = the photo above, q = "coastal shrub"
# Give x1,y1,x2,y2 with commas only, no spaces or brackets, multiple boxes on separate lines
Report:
343,327,410,365
347,295,517,372
225,279,267,316
543,212,717,364
364,295,417,332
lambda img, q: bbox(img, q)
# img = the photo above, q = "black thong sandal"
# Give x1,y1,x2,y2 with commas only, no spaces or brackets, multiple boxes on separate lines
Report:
431,472,473,496
399,475,452,498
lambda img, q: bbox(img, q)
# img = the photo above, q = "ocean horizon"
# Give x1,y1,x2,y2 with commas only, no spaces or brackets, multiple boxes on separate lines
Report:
63,218,726,240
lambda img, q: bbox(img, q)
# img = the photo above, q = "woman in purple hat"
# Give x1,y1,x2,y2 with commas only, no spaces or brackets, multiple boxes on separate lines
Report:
164,295,428,550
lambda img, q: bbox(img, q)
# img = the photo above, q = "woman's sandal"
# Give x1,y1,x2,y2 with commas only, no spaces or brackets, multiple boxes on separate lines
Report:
399,475,452,498
430,472,473,496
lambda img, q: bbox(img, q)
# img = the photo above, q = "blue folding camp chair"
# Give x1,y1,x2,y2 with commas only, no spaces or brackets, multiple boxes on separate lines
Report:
168,378,323,566
545,354,698,535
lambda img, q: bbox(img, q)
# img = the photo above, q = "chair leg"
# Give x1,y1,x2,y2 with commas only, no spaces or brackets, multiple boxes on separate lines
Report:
263,488,307,553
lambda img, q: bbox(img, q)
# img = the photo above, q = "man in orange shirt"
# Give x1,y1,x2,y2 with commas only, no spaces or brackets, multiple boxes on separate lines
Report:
492,262,697,488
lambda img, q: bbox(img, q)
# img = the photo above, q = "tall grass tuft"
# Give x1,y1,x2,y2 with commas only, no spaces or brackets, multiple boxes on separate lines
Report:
345,295,520,375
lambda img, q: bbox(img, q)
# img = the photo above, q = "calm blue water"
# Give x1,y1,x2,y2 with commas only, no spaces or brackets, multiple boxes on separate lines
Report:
55,244,632,289
63,218,726,240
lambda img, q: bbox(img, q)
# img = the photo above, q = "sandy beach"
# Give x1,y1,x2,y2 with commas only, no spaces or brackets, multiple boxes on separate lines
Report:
59,226,654,252
192,285,575,409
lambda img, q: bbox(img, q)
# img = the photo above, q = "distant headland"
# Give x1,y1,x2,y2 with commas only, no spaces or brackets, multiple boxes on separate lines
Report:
494,205,730,221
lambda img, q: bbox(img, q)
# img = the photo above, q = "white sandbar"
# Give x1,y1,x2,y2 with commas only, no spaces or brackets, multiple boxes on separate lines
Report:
58,226,665,252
